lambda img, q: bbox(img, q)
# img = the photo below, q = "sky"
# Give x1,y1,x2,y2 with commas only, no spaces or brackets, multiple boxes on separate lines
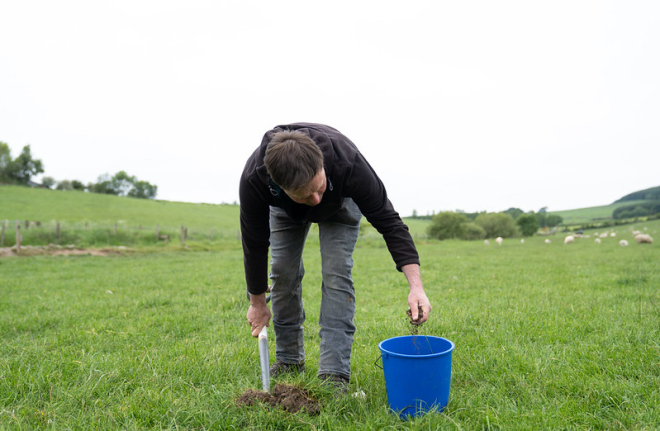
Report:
1,1,658,217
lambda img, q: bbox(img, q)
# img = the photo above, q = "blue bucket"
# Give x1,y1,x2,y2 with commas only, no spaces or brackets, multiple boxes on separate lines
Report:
378,335,455,419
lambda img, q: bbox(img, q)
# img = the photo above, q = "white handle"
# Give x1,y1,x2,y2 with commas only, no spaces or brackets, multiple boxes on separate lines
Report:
259,326,268,339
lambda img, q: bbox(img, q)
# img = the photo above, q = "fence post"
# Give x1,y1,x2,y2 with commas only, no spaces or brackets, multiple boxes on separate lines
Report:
16,223,21,252
1,220,5,247
180,225,185,246
25,220,29,230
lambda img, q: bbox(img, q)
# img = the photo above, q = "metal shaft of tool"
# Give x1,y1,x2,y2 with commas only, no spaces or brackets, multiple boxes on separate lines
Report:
258,326,270,392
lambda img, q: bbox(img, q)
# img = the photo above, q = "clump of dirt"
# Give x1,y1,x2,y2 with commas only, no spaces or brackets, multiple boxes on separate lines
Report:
406,306,425,335
236,383,320,415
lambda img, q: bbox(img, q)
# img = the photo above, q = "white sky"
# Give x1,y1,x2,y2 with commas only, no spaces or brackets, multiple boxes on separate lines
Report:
1,1,658,217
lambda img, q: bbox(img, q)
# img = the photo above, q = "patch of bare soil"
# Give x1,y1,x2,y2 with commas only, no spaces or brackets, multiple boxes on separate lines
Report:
236,383,321,415
0,245,129,258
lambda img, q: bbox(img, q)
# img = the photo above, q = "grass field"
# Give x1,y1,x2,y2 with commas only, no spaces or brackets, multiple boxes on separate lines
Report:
2,219,659,429
0,185,239,230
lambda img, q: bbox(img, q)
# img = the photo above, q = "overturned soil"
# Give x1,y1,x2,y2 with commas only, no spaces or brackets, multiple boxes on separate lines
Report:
236,383,321,415
0,245,129,258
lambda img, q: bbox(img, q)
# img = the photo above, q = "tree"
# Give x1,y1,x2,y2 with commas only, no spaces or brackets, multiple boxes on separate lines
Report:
536,212,547,228
427,211,469,240
7,145,44,184
56,180,73,190
42,176,56,189
516,213,539,236
475,212,519,238
89,171,157,199
127,180,157,199
110,171,137,196
90,174,119,195
461,222,486,240
0,142,11,182
545,214,563,228
503,207,524,220
71,180,85,191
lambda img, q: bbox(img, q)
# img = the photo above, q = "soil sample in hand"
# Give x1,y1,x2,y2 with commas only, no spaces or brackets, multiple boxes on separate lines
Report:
406,306,424,335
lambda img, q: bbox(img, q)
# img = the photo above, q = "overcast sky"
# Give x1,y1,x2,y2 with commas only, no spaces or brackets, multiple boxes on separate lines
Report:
1,1,658,217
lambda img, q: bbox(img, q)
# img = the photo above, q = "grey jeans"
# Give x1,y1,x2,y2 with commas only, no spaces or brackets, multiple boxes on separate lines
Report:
269,198,361,380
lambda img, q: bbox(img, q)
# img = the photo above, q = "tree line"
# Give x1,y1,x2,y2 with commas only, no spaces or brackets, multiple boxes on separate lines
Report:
0,142,157,199
424,208,563,241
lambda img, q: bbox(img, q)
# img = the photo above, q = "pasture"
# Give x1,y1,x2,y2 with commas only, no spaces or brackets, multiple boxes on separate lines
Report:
1,218,659,429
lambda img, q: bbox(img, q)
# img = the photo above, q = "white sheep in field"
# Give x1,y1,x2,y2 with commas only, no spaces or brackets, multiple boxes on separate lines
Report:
564,235,575,245
595,238,601,244
496,237,503,245
635,234,653,244
484,240,489,245
619,239,629,247
520,239,525,244
545,239,551,244
600,233,609,238
610,232,617,237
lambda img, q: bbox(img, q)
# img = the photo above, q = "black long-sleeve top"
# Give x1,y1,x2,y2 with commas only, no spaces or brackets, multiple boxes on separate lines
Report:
240,123,420,295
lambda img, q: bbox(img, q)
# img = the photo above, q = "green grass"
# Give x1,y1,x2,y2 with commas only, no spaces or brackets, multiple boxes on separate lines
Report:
1,185,239,230
2,230,659,429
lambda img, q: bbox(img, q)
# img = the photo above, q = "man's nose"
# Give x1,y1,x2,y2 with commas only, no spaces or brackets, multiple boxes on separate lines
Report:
307,193,322,206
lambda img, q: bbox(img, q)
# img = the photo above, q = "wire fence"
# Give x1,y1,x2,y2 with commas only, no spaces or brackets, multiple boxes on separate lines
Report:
0,219,241,250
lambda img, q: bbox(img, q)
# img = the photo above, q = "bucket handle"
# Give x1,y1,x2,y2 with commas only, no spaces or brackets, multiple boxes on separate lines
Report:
374,353,383,370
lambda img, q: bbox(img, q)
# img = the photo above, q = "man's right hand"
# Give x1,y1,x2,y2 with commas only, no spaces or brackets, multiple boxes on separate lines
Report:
246,292,272,337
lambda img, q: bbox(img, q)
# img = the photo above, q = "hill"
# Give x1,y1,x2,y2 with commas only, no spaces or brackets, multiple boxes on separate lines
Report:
614,186,660,203
0,185,239,231
550,185,660,225
548,200,650,225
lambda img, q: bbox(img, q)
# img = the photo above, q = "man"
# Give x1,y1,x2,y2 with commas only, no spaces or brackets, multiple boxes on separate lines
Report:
240,123,431,391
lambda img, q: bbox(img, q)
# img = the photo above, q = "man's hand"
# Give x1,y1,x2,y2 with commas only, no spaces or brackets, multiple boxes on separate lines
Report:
402,264,432,324
246,292,272,337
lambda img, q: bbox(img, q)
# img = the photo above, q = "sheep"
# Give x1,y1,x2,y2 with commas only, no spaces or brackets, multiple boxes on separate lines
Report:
595,238,601,244
619,239,629,247
635,234,653,244
520,239,525,244
484,240,489,245
610,232,617,237
564,236,575,245
496,237,503,246
545,239,551,244
600,233,609,238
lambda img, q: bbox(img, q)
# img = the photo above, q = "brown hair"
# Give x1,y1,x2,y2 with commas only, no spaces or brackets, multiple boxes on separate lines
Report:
264,130,324,191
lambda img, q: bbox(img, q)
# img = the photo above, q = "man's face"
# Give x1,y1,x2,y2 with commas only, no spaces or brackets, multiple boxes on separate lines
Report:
283,168,326,206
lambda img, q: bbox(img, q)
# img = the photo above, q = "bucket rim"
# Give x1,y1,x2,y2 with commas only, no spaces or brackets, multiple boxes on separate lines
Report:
378,335,455,359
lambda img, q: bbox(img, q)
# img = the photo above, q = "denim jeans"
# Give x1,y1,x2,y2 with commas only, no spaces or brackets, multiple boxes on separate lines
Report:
269,198,361,380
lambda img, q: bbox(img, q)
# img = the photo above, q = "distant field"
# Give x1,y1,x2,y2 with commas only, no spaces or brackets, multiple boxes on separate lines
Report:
549,200,649,225
1,185,239,231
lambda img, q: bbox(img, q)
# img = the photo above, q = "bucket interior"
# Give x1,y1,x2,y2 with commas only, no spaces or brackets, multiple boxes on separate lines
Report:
379,335,454,358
